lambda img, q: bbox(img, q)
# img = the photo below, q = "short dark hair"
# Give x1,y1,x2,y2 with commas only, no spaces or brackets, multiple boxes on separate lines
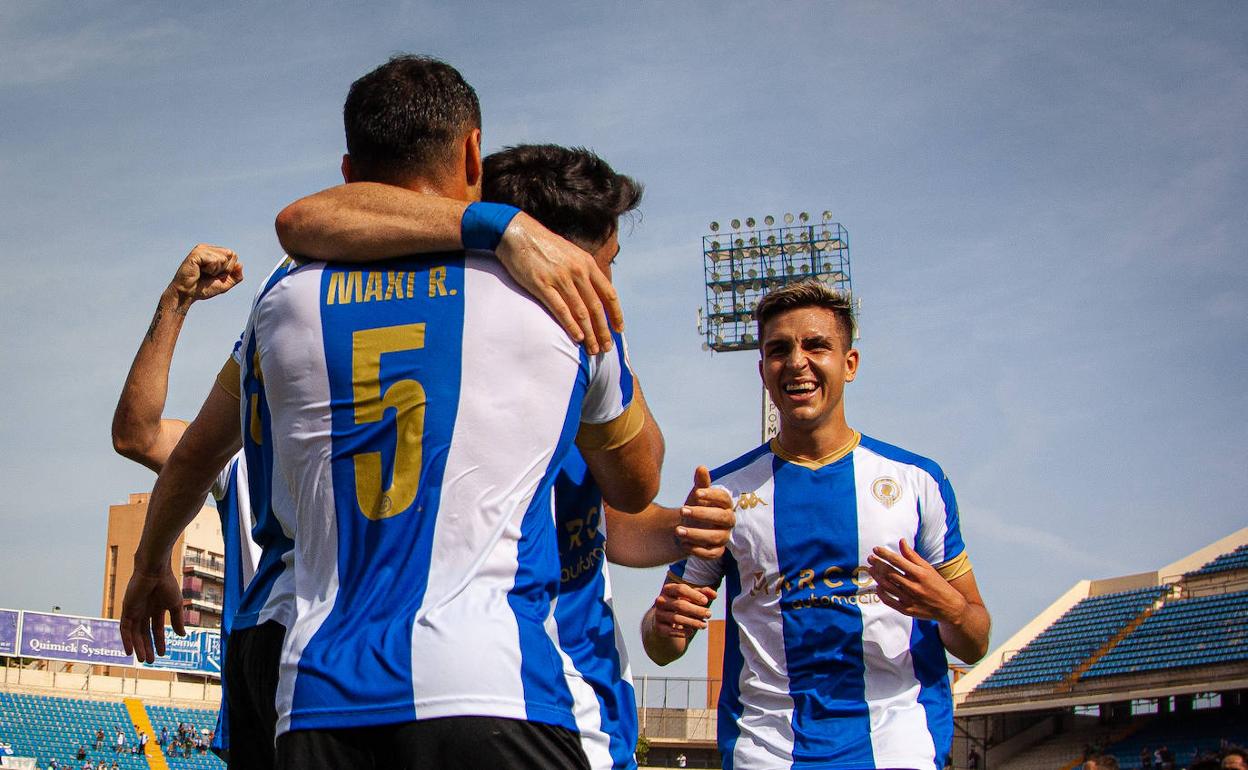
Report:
754,279,855,349
343,55,481,183
482,144,643,249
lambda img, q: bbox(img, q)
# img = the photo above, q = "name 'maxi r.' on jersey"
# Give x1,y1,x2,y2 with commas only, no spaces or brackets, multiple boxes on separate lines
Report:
241,253,643,736
670,433,971,770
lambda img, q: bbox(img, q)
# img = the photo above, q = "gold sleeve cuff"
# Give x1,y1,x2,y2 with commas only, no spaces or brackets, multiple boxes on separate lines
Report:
216,357,242,401
935,552,972,581
576,400,645,451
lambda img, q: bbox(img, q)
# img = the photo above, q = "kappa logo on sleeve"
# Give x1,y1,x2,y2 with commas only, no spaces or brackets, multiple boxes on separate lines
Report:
735,492,768,511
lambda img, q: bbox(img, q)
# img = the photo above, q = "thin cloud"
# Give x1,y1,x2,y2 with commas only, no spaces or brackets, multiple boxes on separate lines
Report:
0,18,182,87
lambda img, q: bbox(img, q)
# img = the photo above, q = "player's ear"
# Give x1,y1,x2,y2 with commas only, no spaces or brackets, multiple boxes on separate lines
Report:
464,128,483,189
341,154,354,184
844,347,859,382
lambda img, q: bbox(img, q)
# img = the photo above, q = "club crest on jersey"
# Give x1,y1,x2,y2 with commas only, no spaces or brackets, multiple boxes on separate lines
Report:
735,492,767,511
871,477,901,508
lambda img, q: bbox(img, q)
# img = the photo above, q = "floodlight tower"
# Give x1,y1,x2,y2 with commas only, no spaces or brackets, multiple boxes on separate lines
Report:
696,210,856,442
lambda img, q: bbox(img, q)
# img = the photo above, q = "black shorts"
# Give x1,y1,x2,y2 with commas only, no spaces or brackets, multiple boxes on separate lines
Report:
225,620,285,770
276,715,589,770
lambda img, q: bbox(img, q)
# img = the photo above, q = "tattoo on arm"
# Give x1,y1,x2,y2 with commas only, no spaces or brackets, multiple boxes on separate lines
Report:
145,305,164,343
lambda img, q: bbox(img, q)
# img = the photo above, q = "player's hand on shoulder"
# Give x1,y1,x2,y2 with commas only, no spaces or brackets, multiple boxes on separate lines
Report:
675,465,735,560
495,211,621,356
867,539,969,624
652,581,717,638
170,244,244,305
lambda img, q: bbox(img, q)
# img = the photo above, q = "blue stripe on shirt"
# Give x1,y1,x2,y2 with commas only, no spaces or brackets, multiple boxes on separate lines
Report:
772,455,873,767
290,258,465,727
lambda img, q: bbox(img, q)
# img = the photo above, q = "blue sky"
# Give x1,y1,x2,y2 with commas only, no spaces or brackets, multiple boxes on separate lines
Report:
1,2,1245,682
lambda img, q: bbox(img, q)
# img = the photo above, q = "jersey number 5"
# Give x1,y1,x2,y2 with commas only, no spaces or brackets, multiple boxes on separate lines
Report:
352,323,426,520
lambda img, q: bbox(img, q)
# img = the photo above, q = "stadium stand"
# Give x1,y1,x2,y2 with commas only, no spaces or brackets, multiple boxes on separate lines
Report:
951,528,1248,770
0,690,227,770
1083,589,1248,679
143,705,222,769
976,586,1167,690
0,692,149,769
1185,544,1248,578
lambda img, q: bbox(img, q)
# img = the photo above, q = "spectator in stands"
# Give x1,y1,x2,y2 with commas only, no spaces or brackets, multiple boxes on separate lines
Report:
1223,747,1248,770
1159,745,1174,770
47,758,58,770
1084,754,1118,770
1141,746,1153,769
969,748,981,769
113,729,124,754
75,745,86,761
110,763,118,770
93,729,103,750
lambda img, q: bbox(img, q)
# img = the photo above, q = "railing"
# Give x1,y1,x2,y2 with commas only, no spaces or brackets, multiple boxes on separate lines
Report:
634,677,719,742
182,554,225,574
181,590,223,610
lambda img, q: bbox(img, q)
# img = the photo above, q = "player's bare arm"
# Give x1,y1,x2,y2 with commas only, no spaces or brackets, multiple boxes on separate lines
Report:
275,182,621,354
112,244,243,472
605,465,735,568
867,539,992,663
119,381,241,664
642,580,718,666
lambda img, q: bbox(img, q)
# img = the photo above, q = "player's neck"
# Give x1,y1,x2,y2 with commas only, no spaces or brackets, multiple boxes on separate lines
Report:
775,419,856,463
400,174,474,201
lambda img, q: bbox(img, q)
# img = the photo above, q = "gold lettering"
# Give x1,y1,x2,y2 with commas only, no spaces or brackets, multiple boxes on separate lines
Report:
566,518,584,549
852,566,873,588
384,271,405,300
429,266,448,297
822,566,843,589
584,506,600,541
328,271,363,305
363,272,384,302
796,569,815,592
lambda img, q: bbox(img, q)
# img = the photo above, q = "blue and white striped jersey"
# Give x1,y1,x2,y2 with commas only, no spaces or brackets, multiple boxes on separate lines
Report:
232,260,299,636
553,450,637,770
206,451,262,753
241,253,644,736
671,433,970,770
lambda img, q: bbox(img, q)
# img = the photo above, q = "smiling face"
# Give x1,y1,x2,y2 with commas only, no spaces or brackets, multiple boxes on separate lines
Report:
759,305,859,452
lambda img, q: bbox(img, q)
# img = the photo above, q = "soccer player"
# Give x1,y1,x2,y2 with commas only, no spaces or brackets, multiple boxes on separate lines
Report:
125,55,663,769
275,143,737,770
642,281,991,770
110,244,254,760
119,70,645,770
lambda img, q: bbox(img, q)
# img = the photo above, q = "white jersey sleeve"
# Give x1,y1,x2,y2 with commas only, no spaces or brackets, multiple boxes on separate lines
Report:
669,553,725,589
576,329,644,450
915,467,968,577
